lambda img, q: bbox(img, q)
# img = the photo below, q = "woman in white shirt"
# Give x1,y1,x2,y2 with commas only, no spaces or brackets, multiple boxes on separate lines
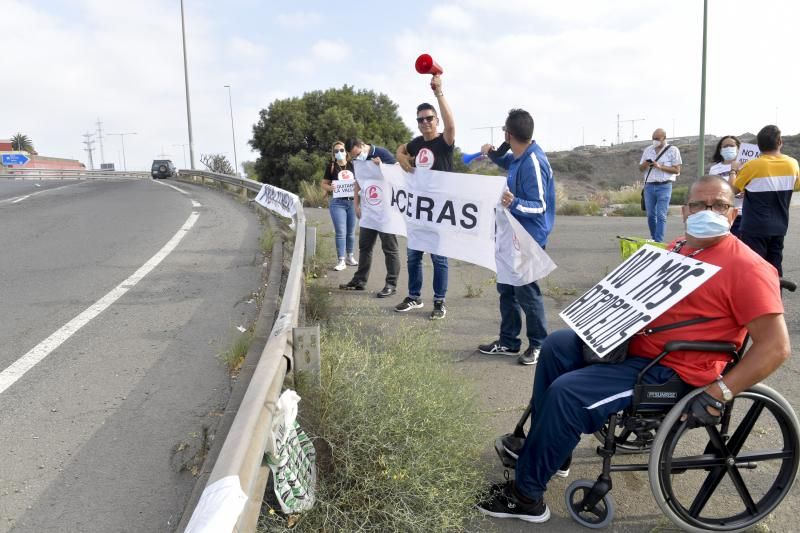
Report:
708,135,743,237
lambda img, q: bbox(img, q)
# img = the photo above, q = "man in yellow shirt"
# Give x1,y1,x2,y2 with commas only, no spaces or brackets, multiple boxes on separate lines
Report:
733,125,800,275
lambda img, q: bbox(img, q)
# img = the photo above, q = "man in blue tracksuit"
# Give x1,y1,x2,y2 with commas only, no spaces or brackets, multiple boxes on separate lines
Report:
477,109,556,365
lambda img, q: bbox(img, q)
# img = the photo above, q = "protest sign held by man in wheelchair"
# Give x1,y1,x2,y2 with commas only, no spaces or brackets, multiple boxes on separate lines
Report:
478,175,798,531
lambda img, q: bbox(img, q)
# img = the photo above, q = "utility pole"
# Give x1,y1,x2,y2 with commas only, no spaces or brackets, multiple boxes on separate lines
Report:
173,144,188,168
96,118,106,165
107,132,137,171
616,114,645,144
223,85,239,176
473,125,504,146
180,0,196,169
82,133,96,170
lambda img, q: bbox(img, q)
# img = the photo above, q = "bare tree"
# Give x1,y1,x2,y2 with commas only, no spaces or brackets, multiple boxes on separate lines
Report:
200,153,235,175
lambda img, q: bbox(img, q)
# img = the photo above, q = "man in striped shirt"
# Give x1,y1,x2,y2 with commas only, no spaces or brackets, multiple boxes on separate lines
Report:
733,125,800,276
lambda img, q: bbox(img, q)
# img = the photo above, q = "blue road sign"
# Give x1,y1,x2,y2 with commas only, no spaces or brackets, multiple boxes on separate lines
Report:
2,154,30,166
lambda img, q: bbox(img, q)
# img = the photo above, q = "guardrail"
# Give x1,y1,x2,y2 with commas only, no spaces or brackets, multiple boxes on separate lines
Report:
175,169,308,532
0,168,150,179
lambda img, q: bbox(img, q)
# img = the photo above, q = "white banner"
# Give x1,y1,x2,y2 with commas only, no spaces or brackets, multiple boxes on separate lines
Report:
332,170,356,198
495,207,557,285
737,142,760,165
255,183,300,220
353,161,556,280
559,245,720,358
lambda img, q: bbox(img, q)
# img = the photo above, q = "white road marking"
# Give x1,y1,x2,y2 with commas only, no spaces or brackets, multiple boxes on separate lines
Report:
11,195,30,204
192,200,202,208
0,210,201,395
153,180,189,195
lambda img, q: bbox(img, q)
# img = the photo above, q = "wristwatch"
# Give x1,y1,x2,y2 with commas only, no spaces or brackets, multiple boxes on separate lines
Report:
716,377,733,401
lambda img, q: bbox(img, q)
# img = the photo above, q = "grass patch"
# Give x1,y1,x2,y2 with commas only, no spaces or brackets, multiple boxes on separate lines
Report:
543,278,578,298
610,203,646,217
259,323,490,532
299,180,328,208
305,284,332,323
609,184,642,204
557,200,601,216
670,184,688,205
219,331,253,372
260,226,275,254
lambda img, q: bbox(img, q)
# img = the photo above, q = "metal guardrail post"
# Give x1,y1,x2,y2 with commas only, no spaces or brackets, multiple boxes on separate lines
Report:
305,226,317,264
292,326,321,386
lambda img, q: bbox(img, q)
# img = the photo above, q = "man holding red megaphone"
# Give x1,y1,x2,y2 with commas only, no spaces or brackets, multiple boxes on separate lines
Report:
393,54,456,320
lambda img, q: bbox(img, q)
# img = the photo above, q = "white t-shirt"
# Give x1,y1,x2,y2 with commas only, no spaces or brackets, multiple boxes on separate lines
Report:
640,144,682,183
708,162,744,210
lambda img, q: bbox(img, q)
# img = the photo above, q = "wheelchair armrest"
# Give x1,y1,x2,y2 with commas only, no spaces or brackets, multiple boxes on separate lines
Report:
780,279,797,292
664,340,738,354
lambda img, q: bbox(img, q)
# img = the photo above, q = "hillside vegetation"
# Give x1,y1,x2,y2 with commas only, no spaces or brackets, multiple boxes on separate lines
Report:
471,132,800,200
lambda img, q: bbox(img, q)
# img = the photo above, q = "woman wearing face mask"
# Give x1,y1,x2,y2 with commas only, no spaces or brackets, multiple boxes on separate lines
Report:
322,141,358,271
708,135,743,237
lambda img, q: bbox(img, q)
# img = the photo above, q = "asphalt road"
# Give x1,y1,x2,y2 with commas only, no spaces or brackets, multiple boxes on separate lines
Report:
311,206,800,533
0,178,262,532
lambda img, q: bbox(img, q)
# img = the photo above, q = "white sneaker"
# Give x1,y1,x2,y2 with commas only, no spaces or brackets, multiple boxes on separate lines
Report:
345,254,358,266
333,258,346,271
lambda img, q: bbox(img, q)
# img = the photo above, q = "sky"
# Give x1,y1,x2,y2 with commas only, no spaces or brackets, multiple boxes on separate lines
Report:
2,0,799,173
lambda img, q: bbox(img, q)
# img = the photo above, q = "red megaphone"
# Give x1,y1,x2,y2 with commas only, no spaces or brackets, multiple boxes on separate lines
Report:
415,54,443,75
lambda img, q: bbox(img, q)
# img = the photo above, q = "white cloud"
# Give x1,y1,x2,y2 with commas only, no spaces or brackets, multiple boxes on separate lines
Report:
276,11,323,30
228,37,269,62
311,40,350,62
430,5,474,31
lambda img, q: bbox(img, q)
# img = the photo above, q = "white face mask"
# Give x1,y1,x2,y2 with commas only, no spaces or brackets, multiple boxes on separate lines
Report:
653,139,662,148
720,146,738,161
355,151,368,161
686,210,731,238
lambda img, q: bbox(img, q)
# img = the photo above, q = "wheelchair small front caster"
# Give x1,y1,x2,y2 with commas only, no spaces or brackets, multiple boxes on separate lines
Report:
565,479,615,529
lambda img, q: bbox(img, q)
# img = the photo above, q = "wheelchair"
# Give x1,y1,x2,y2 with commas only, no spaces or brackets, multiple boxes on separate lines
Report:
495,282,799,531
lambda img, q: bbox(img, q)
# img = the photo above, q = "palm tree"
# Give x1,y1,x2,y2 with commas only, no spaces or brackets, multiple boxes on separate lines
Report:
10,133,34,153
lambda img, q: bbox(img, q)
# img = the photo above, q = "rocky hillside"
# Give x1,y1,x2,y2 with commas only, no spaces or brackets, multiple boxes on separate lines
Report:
533,132,800,199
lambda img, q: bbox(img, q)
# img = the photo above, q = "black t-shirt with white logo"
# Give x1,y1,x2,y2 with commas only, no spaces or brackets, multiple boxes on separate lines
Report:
406,134,454,172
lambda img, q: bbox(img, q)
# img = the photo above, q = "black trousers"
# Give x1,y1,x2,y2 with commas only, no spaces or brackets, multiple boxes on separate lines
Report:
740,232,785,276
350,228,400,287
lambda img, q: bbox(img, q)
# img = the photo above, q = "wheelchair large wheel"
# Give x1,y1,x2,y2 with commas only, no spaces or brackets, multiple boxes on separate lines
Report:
565,479,615,529
649,385,800,533
594,421,654,453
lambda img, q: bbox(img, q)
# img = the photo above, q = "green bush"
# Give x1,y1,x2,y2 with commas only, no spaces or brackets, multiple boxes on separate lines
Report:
299,180,328,208
670,185,688,205
557,200,601,216
610,203,646,217
259,324,490,532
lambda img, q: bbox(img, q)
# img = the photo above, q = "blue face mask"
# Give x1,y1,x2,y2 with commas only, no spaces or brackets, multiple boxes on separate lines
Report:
334,151,346,162
686,210,730,238
720,146,738,161
355,151,368,161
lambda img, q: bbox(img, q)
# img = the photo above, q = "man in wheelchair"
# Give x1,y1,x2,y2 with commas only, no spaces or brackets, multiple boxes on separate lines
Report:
477,175,791,525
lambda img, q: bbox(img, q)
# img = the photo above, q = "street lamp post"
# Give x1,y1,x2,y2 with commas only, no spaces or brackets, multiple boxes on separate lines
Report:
107,132,137,171
224,85,239,176
173,144,188,168
698,0,708,172
180,0,196,169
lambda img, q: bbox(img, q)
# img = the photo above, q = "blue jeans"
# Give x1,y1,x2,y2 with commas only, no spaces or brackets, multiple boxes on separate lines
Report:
329,197,356,258
644,182,673,242
514,329,676,500
407,248,448,301
498,281,547,350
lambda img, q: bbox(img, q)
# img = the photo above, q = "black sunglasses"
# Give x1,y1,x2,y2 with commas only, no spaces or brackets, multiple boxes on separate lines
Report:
416,115,436,124
334,148,345,153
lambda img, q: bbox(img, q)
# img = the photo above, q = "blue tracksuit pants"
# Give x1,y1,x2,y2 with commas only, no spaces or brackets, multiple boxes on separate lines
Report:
514,329,677,499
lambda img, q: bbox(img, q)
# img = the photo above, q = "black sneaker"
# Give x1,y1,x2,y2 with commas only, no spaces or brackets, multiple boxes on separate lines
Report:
518,345,541,365
499,434,570,477
377,285,396,298
478,340,520,355
394,297,423,312
476,480,550,523
430,300,446,320
339,280,365,291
